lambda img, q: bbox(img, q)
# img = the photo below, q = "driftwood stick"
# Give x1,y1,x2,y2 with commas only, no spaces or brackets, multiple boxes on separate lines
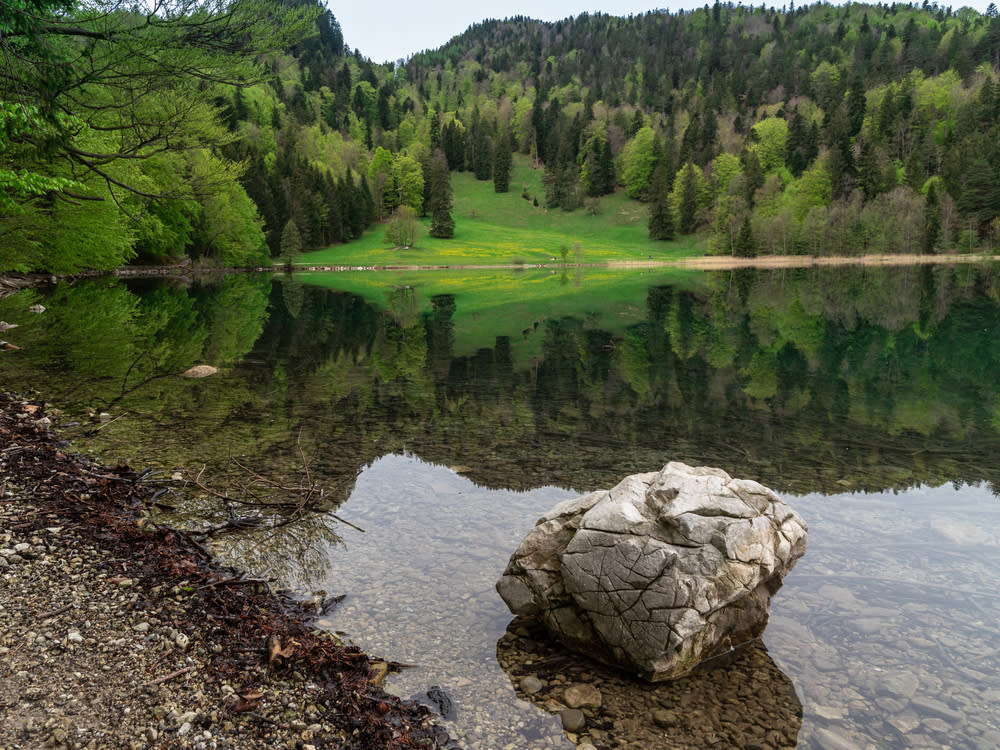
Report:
143,665,195,686
247,711,281,727
195,577,270,591
296,431,314,495
39,603,74,619
329,513,365,533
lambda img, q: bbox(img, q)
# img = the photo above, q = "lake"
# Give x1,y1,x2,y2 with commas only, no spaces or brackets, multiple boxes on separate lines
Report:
2,263,999,749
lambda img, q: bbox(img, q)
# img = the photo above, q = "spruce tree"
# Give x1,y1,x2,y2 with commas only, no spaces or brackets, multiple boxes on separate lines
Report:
280,219,302,258
473,127,493,180
493,132,513,193
741,149,764,207
679,163,699,234
923,182,941,254
648,164,675,240
598,139,615,194
734,216,757,257
428,150,455,238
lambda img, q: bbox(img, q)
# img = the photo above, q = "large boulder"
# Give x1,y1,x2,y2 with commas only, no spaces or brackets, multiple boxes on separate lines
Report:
496,462,807,681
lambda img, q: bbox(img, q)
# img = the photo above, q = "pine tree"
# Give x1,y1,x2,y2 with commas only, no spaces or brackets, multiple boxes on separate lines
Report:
957,158,1000,227
847,76,867,138
741,149,764,207
598,139,615,194
734,216,757,257
787,110,816,177
858,140,881,201
428,149,455,238
679,163,699,234
493,132,513,193
280,219,302,258
648,164,675,240
443,121,466,170
473,127,493,180
923,182,941,254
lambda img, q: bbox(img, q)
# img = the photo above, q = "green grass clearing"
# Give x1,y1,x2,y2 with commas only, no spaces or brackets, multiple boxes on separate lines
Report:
296,154,707,268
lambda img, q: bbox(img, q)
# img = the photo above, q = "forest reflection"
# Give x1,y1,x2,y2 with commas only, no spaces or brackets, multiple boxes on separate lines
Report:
1,264,998,499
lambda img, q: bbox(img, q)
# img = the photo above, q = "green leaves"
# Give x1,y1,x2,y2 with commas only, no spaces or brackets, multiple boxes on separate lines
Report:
0,0,317,272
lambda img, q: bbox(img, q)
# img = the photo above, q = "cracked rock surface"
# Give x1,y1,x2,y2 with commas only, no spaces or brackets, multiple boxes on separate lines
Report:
496,462,807,681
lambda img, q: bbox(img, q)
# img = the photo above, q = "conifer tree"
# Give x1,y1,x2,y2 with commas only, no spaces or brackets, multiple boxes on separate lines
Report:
679,163,700,234
742,149,764,207
493,132,513,193
473,127,494,180
923,182,941,254
428,150,455,238
280,219,303,258
648,164,675,240
734,216,757,257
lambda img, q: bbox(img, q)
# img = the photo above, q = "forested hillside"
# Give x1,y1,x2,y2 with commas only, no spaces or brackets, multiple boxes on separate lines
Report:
2,1,999,273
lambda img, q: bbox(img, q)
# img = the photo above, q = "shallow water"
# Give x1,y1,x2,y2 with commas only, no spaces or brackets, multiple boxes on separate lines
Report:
3,265,1000,748
304,454,577,748
291,455,1000,750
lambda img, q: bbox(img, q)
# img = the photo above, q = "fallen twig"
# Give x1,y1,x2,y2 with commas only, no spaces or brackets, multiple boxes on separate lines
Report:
38,603,74,620
142,665,195,686
330,512,365,533
84,412,128,433
195,577,270,592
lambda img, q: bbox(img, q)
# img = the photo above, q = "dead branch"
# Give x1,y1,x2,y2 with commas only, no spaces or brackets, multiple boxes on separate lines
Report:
189,517,264,537
142,665,195,686
38,603,74,620
329,513,365,533
195,577,270,592
181,458,363,532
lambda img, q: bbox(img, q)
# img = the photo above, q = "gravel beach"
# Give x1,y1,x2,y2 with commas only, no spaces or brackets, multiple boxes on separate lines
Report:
0,392,454,750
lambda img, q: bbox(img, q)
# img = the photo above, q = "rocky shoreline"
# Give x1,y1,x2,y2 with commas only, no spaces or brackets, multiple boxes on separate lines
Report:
0,392,454,749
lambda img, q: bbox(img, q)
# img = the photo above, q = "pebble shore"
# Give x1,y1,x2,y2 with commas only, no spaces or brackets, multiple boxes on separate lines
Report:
0,393,453,750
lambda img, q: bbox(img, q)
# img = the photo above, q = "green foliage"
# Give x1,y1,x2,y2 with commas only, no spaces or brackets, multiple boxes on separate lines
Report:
923,181,941,254
428,150,454,239
493,132,513,193
711,153,742,197
647,165,675,241
281,219,303,257
752,118,789,174
473,127,493,181
621,126,657,200
393,155,425,214
674,163,702,235
384,205,419,248
783,164,833,221
8,0,1000,272
0,0,316,272
734,216,758,257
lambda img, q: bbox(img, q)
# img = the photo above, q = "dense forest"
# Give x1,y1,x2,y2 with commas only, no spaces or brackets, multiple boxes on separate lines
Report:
2,0,1000,272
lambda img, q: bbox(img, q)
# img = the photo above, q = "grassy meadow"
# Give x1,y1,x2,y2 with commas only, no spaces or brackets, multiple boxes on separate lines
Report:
296,155,707,268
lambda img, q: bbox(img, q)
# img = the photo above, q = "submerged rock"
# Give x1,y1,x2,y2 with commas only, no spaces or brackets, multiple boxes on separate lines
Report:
496,461,807,681
180,365,218,378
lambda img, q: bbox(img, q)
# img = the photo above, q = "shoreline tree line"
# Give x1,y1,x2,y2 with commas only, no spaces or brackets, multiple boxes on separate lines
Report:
2,0,999,273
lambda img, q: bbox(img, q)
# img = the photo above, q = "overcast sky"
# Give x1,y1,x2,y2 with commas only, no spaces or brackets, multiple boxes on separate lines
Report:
330,0,996,65
331,1,703,64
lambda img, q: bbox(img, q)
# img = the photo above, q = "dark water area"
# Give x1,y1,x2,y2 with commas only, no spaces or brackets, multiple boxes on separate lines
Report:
2,264,1000,749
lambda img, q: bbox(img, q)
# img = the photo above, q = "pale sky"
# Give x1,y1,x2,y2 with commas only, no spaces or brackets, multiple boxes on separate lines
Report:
330,1,995,65
332,1,696,64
